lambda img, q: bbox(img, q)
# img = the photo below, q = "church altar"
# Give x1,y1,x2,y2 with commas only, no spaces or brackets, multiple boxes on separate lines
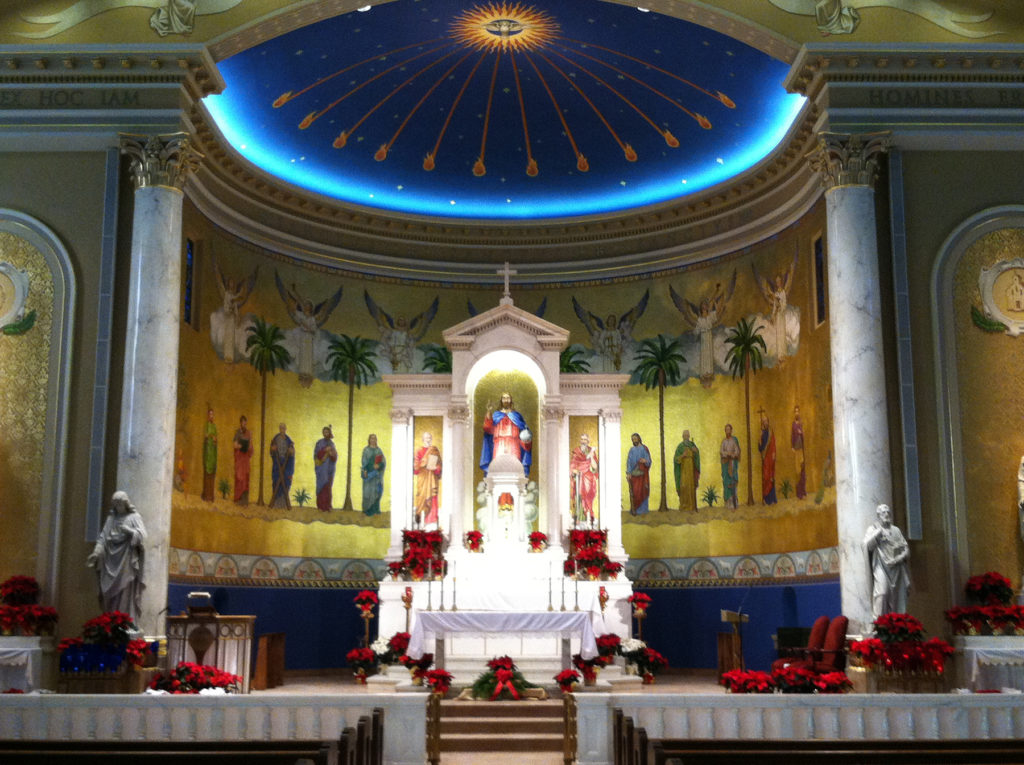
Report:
0,636,54,692
954,635,1024,691
377,293,636,680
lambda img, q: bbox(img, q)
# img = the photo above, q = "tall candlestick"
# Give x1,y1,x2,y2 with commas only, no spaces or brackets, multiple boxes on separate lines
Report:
427,560,433,611
561,568,566,611
452,576,458,612
548,562,554,611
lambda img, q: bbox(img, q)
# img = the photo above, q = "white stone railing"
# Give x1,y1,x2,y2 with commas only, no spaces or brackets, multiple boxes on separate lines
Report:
577,692,1024,765
0,692,426,765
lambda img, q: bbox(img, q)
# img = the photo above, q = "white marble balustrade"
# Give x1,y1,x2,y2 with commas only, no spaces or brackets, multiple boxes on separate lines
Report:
577,693,1024,765
0,693,426,765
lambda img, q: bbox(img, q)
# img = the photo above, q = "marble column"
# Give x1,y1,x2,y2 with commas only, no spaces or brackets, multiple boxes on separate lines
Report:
599,408,626,561
386,407,413,560
809,131,892,635
541,400,565,552
116,134,200,636
446,399,471,545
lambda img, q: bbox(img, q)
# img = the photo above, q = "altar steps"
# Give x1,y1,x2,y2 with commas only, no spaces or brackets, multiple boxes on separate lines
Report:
439,699,565,754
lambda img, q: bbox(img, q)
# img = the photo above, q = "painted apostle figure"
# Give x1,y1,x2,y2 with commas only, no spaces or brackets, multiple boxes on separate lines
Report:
413,432,442,526
361,433,386,516
314,425,338,512
674,429,701,512
720,423,741,509
570,433,599,525
269,422,295,509
626,432,652,516
480,392,532,477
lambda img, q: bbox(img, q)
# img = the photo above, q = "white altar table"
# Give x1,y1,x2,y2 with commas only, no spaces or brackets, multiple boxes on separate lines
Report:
0,636,54,691
408,610,599,671
955,635,1024,691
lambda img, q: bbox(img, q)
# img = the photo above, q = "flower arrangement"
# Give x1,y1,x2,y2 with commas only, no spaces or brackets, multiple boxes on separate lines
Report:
554,668,580,693
771,665,818,693
346,646,379,680
618,637,647,666
425,668,453,695
528,531,548,552
353,590,379,615
387,561,405,580
634,647,669,677
400,652,434,682
82,611,138,646
398,529,447,578
850,613,954,675
123,639,154,667
721,667,852,694
471,656,538,700
872,612,924,642
721,668,775,693
1,575,40,606
572,652,613,683
627,592,652,616
0,576,58,636
595,633,621,657
465,529,484,552
946,605,1024,635
563,543,622,580
965,571,1015,606
3,688,24,694
149,661,241,694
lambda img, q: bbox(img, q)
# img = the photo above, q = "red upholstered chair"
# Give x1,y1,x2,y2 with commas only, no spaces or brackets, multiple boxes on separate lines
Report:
771,614,830,672
811,614,849,673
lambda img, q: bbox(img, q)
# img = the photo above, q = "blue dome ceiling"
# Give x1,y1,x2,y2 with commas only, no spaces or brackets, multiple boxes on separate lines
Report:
205,0,804,220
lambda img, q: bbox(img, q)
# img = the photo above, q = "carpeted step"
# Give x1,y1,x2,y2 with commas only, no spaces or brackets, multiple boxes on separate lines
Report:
441,716,563,735
440,732,565,753
440,700,563,718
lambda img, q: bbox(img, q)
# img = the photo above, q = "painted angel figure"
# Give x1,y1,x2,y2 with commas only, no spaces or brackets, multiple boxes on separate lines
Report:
274,271,343,387
670,270,736,387
571,289,649,372
364,290,439,373
752,249,798,361
209,258,258,364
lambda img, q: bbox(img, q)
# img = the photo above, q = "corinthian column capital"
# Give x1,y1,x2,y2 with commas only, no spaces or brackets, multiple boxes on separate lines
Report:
120,133,202,191
808,131,891,191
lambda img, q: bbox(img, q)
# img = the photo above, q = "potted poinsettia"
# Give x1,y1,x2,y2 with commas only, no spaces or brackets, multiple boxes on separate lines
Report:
634,647,668,684
149,662,241,694
966,571,1014,606
400,652,434,684
0,576,40,606
353,590,379,615
720,668,774,693
346,647,378,683
425,668,453,696
528,531,548,552
627,592,651,616
465,530,484,553
554,668,580,693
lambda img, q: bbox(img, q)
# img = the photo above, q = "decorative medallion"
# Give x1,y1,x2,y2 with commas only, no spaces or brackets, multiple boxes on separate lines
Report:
978,259,1024,336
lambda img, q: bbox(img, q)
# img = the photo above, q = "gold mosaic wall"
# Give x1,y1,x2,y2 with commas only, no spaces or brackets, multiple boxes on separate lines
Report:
0,232,54,580
953,226,1024,581
173,202,835,563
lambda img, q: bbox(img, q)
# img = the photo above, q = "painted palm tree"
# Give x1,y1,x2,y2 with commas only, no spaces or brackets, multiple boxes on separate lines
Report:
724,317,767,506
421,343,452,373
327,334,379,512
560,345,591,374
246,317,292,505
631,335,685,512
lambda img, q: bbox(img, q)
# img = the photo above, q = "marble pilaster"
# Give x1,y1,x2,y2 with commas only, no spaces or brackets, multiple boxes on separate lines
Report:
599,408,626,560
386,407,413,560
446,399,471,544
541,400,565,551
809,131,892,634
116,134,200,636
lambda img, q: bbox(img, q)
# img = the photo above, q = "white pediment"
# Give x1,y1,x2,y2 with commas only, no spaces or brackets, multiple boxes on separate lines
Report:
442,301,569,354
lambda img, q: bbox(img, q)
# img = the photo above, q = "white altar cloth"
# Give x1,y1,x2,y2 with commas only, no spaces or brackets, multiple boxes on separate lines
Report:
0,636,47,691
955,635,1024,690
408,611,598,660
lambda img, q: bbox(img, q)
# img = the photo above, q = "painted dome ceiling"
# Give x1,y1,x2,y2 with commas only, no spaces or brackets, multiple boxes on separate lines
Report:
204,0,804,222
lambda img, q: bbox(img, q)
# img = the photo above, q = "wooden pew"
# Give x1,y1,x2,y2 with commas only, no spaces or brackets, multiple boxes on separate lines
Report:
0,739,332,765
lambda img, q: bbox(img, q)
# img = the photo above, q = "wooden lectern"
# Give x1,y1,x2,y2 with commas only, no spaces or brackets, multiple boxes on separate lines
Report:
717,609,749,678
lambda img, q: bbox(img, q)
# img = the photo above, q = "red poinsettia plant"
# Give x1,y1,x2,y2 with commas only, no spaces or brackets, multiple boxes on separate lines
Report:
1,575,40,606
872,612,925,642
635,647,669,676
596,633,622,657
965,571,1015,607
572,652,612,682
149,661,241,694
720,668,774,693
946,605,1024,635
772,664,818,693
124,638,156,667
554,668,580,693
400,652,434,680
528,531,548,551
346,646,378,673
465,530,484,552
82,611,137,646
569,529,607,553
425,668,453,695
814,671,854,694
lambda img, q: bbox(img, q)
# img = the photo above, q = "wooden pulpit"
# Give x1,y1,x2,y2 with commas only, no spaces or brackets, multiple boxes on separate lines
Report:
717,609,749,678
